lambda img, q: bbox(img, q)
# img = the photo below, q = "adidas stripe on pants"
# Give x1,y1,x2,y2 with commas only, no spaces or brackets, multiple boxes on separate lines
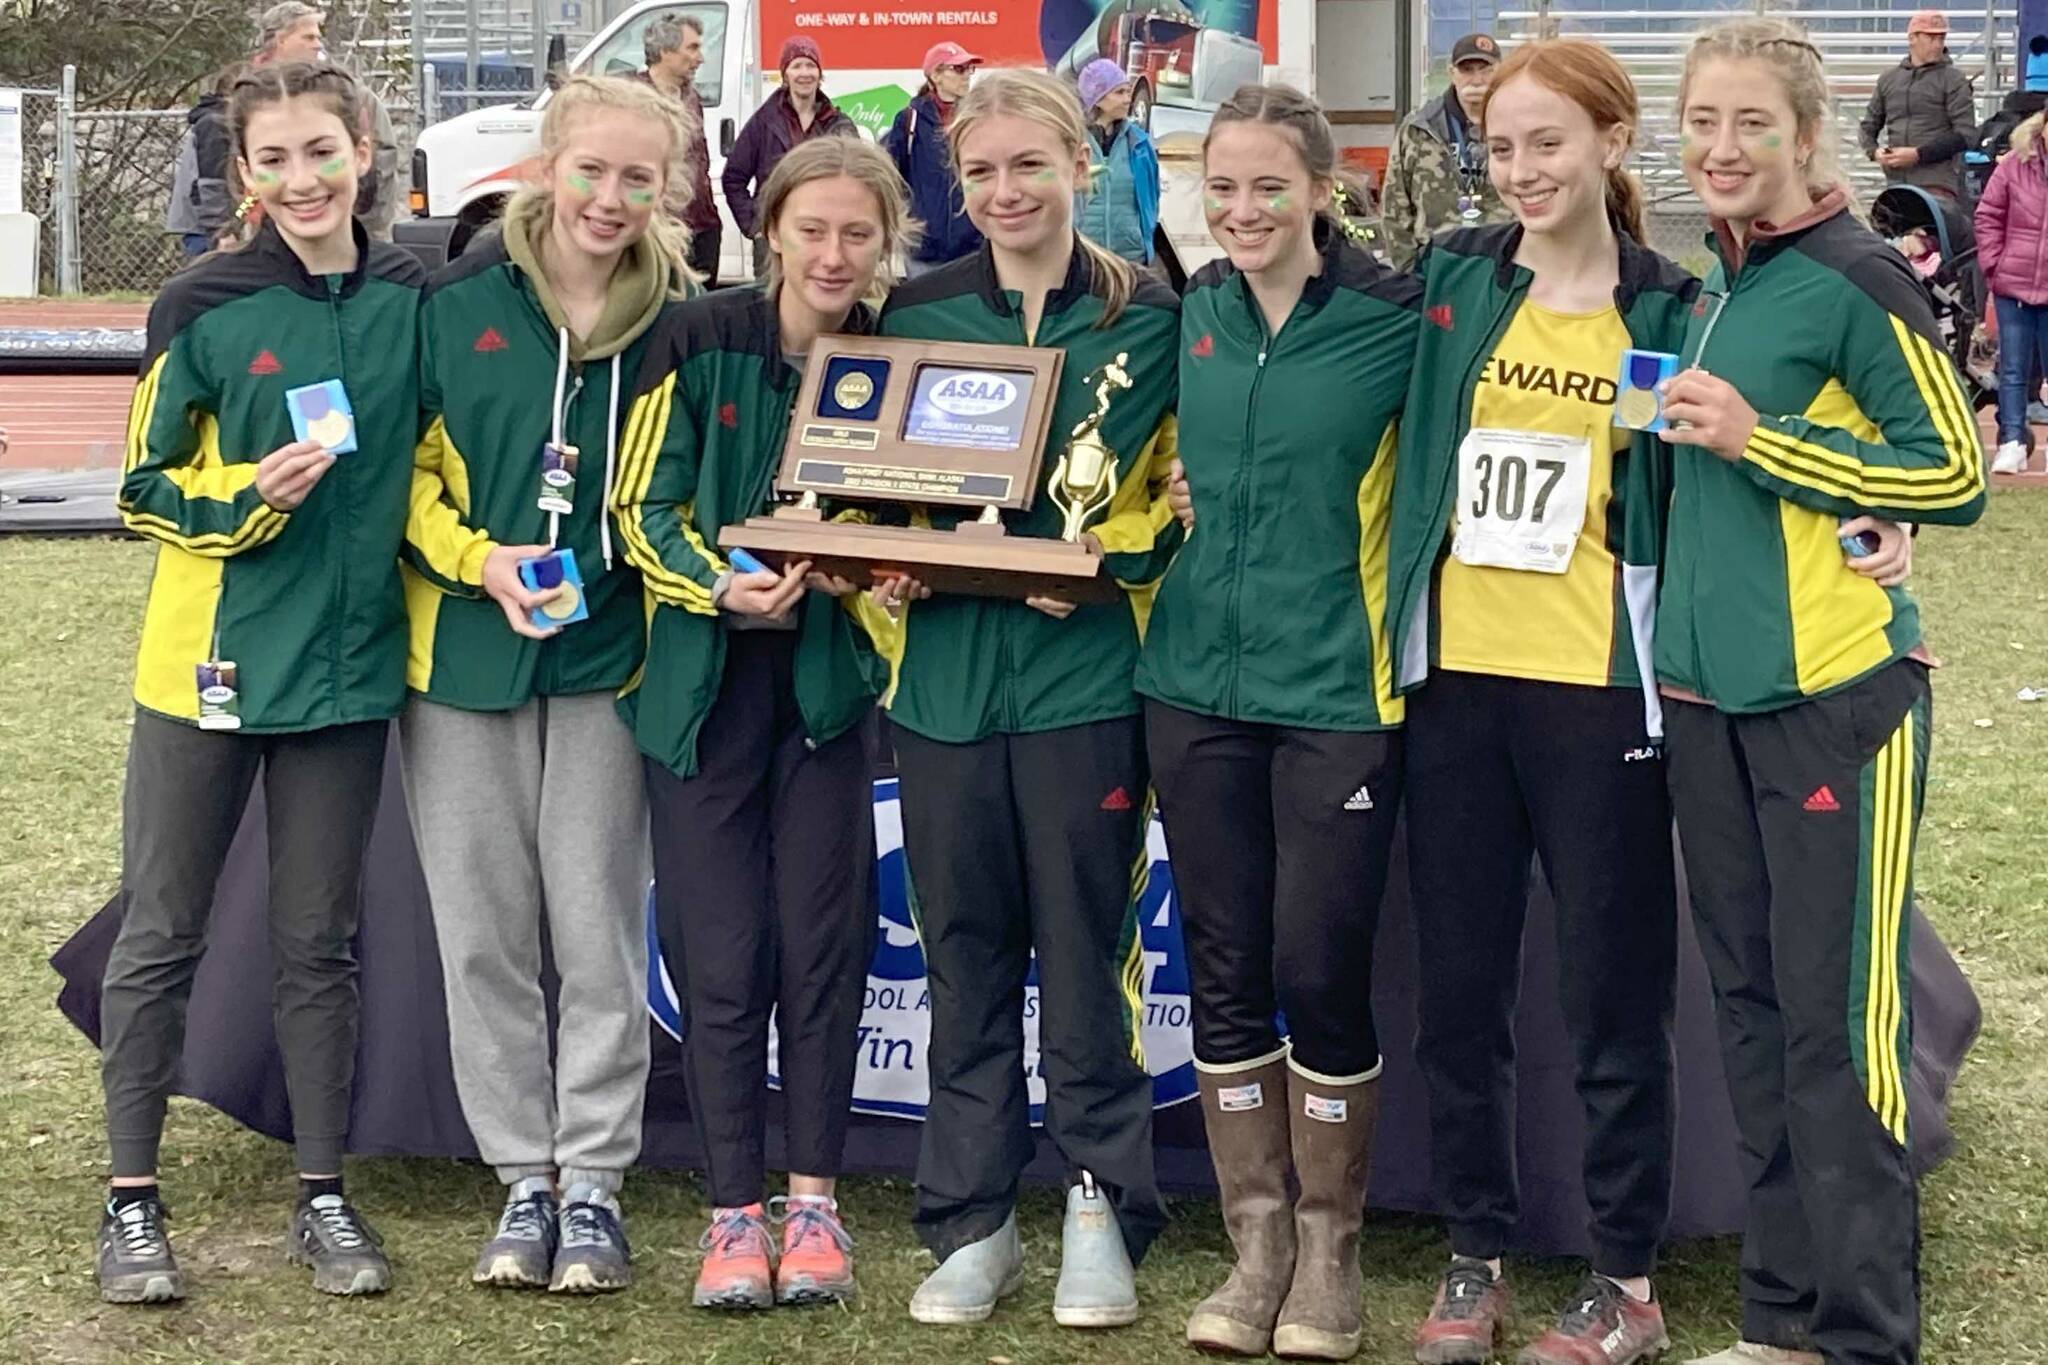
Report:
892,715,1165,1265
1666,657,1931,1365
1144,699,1402,1078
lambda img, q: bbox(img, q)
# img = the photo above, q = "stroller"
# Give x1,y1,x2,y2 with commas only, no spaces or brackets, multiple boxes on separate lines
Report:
1871,184,1997,410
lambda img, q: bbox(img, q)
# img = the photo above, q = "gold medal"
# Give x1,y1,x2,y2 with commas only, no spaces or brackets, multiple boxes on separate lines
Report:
307,410,353,447
541,582,582,621
834,371,875,410
1614,387,1660,428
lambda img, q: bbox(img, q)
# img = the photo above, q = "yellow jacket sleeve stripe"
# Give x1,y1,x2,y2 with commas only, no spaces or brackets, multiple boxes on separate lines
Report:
1759,320,1978,495
120,357,292,555
402,415,494,594
612,377,719,614
1736,311,1984,516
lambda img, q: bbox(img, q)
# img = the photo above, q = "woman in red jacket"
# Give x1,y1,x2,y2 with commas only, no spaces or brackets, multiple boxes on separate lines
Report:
1976,110,2048,473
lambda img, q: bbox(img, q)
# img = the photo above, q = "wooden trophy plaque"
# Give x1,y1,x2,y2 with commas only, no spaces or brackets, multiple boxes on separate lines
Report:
716,335,1124,603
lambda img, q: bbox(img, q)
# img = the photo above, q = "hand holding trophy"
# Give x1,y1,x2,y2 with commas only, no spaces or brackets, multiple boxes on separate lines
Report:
715,335,1130,602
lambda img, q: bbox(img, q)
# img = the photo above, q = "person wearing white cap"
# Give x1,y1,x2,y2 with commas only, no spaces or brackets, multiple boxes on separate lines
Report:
1859,9,1979,198
883,42,984,275
1073,58,1161,266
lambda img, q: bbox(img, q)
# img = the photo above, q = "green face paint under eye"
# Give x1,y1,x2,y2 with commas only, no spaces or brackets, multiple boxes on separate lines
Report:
1760,133,1783,150
316,157,347,179
626,187,655,207
567,172,595,195
1031,167,1060,183
1204,196,1224,212
250,168,281,187
1267,193,1291,211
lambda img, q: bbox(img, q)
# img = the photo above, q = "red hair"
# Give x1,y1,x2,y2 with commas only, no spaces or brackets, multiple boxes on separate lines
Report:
1480,39,1648,242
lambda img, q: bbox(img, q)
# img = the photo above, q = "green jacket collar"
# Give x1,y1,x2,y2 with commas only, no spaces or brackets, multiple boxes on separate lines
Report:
963,237,1098,322
247,215,375,301
1450,219,1692,311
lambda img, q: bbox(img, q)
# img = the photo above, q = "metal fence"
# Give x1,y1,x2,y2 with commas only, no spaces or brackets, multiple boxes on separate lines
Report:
20,62,423,297
17,70,187,295
1498,1,2016,267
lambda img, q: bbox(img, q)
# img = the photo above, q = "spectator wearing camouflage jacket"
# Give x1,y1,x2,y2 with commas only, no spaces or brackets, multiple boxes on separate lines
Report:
1380,33,1512,270
1860,9,1979,200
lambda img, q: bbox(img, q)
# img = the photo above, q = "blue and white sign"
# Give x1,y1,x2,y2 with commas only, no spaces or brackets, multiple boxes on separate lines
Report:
648,779,1199,1120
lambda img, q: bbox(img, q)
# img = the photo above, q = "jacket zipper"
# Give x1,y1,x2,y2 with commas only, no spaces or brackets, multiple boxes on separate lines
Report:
1223,289,1272,719
325,273,348,719
999,296,1039,734
2031,160,2048,291
1678,262,1750,698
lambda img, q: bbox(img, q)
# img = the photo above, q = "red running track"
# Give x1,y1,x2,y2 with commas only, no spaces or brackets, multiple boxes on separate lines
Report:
0,298,2042,485
1,301,146,474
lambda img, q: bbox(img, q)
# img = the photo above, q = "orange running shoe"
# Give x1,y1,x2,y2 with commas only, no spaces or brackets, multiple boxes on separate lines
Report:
693,1204,775,1310
771,1195,856,1305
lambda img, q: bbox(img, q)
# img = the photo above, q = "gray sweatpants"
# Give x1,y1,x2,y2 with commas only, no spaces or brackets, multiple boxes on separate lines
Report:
398,692,651,1193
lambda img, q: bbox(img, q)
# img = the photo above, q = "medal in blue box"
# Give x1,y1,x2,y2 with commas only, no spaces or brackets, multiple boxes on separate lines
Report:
518,548,589,629
1614,350,1679,432
285,379,358,453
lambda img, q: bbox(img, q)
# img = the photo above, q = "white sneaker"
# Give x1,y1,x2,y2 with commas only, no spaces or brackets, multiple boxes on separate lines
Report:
1993,440,2027,475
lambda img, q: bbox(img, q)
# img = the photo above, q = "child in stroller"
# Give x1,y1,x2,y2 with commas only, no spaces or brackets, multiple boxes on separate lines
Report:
1872,184,1997,416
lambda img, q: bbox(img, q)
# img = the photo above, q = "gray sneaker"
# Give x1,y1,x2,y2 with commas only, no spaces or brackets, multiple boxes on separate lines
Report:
1053,1172,1138,1328
473,1178,558,1289
288,1194,391,1296
96,1196,186,1304
550,1184,631,1294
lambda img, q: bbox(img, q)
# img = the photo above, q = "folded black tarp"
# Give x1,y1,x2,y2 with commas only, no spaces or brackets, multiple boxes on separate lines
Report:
52,731,1979,1253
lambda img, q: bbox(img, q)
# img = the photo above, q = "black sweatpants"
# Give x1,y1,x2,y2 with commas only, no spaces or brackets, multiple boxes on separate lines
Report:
1145,699,1401,1078
1405,671,1677,1278
645,631,874,1208
1667,659,1930,1365
893,715,1165,1264
102,709,387,1178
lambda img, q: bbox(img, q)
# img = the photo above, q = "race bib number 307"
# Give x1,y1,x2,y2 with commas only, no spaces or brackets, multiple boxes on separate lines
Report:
1450,427,1592,575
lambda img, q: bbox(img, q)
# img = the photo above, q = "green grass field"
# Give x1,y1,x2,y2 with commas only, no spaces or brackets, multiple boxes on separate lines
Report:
4,501,2045,1365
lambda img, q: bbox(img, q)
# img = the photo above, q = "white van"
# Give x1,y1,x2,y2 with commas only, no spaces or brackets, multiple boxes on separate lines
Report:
396,0,1401,282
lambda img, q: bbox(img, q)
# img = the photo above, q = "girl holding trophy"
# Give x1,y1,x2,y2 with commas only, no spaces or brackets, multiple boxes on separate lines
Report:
871,67,1182,1332
613,136,911,1312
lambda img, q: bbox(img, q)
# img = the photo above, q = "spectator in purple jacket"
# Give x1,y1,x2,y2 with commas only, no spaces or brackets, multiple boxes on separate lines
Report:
1977,110,2048,473
721,36,858,277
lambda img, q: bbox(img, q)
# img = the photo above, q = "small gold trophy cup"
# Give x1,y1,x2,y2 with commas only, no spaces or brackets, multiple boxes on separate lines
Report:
1049,353,1133,543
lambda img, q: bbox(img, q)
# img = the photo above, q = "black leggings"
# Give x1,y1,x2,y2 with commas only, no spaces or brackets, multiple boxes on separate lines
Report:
644,631,874,1207
1404,671,1677,1278
1146,699,1402,1079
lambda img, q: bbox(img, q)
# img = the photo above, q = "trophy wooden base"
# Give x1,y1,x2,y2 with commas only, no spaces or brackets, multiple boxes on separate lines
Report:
718,516,1121,604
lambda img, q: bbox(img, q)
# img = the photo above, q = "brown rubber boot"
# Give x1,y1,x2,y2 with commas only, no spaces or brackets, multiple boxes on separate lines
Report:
1185,1051,1297,1355
1271,1061,1380,1361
